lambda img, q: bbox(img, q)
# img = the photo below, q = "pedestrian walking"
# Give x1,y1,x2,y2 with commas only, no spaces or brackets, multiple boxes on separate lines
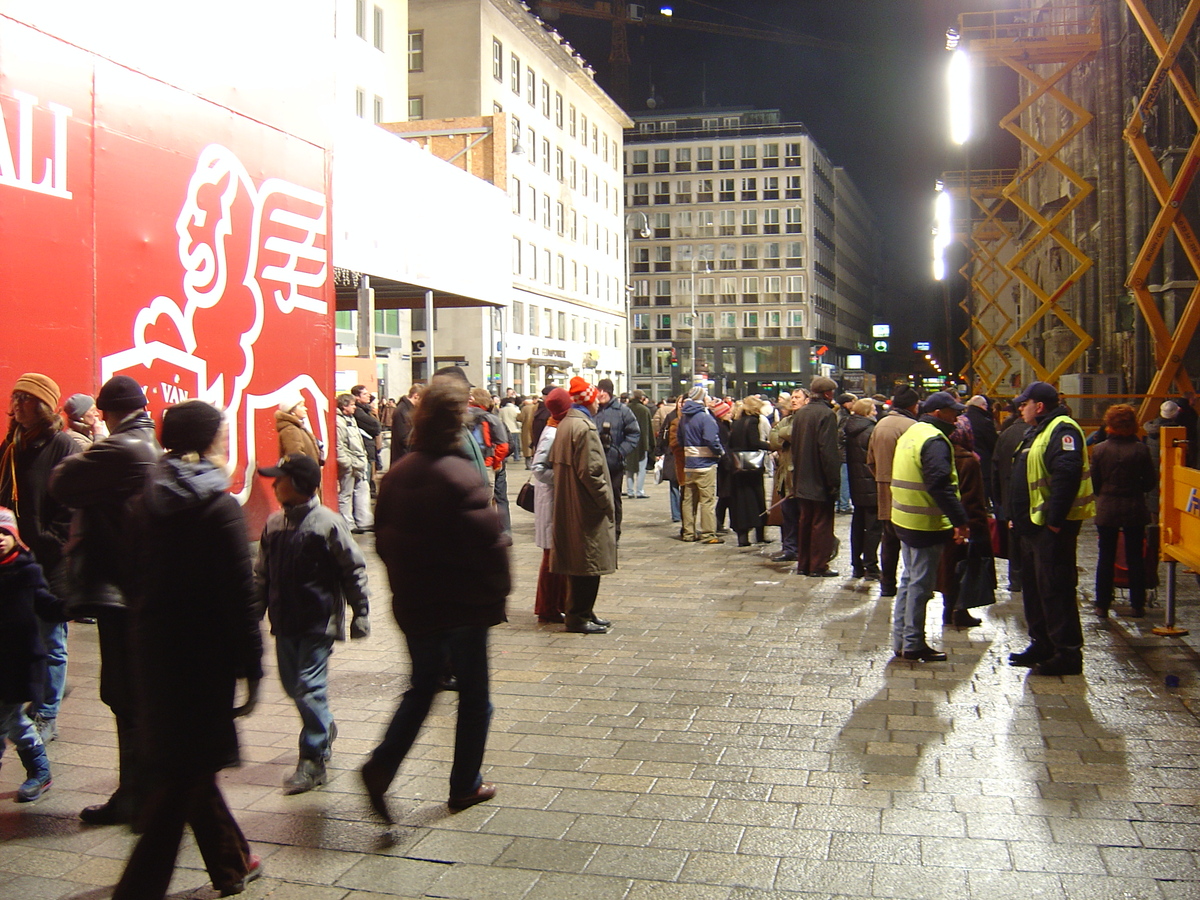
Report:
790,376,841,576
0,507,59,804
335,393,373,533
49,374,161,826
363,375,509,823
867,385,920,596
890,391,970,661
1090,403,1156,618
593,378,639,541
530,388,574,623
112,400,264,900
254,454,370,794
468,388,512,532
549,378,618,632
625,390,654,499
1005,382,1096,676
844,398,881,578
0,373,78,745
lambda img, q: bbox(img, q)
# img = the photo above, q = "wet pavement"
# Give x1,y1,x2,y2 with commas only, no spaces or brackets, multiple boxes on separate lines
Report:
1,472,1197,899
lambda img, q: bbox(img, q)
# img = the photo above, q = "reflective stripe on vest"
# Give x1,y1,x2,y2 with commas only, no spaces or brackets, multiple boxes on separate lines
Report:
1026,415,1096,525
890,421,959,532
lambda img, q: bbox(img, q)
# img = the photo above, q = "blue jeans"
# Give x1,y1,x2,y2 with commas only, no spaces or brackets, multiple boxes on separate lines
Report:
368,625,493,798
0,703,49,780
669,482,681,522
493,464,511,533
30,619,67,720
625,457,647,497
894,542,944,654
275,635,335,761
838,463,852,511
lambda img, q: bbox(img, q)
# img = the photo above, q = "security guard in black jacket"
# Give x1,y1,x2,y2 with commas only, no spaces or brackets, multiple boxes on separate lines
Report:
1006,382,1096,676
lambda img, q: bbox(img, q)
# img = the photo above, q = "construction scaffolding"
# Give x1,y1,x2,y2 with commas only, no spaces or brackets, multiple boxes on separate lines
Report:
1123,0,1200,422
956,5,1102,392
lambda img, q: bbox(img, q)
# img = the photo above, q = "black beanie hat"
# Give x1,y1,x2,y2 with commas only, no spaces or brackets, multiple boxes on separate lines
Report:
96,375,148,411
160,401,224,454
891,385,920,410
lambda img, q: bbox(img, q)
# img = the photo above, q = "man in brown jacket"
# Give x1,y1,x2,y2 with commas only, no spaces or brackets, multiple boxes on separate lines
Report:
548,378,617,634
866,385,920,596
789,376,841,577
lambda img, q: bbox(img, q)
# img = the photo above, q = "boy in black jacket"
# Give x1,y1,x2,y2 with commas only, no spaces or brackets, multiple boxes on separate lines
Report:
0,507,60,802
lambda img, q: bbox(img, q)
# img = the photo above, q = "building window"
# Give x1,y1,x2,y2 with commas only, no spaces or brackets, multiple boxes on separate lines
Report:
557,255,566,289
355,0,366,38
630,149,649,175
569,158,577,189
579,113,588,145
511,177,521,214
764,208,781,234
742,245,759,270
355,87,365,119
741,177,757,200
654,149,670,173
527,127,536,164
541,81,551,117
407,30,423,70
718,178,735,202
373,94,384,122
763,176,780,200
654,181,670,204
510,54,520,94
528,244,538,281
653,212,670,237
675,180,692,204
512,237,521,274
763,242,781,268
702,117,719,130
513,300,524,332
762,143,779,167
697,211,714,237
697,146,714,170
556,147,564,182
555,201,564,234
511,115,521,151
741,144,757,168
373,6,384,50
542,137,551,174
526,67,536,106
675,147,692,171
529,304,539,336
492,38,503,81
785,142,802,166
527,184,536,221
569,104,577,136
591,123,599,155
786,208,803,233
697,179,714,203
742,209,758,234
555,92,563,128
544,250,552,285
542,194,551,229
719,244,737,270
786,243,804,266
676,212,694,237
582,165,589,197
785,176,803,199
719,209,737,236
718,146,735,169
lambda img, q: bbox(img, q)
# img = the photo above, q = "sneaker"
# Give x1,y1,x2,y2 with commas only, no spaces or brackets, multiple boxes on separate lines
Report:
283,758,327,795
32,715,56,743
218,855,263,896
16,774,51,802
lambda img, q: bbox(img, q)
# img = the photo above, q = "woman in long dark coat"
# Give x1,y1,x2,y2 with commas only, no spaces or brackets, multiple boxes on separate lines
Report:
113,401,264,900
1091,404,1157,617
936,415,991,627
728,396,772,546
712,401,735,534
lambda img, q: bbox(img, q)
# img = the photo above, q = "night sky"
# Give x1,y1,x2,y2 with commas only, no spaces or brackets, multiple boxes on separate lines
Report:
534,0,1014,351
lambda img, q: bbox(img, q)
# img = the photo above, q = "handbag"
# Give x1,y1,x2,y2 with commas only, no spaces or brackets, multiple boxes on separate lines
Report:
653,455,665,484
516,479,536,513
988,516,1008,560
731,449,766,472
955,541,997,609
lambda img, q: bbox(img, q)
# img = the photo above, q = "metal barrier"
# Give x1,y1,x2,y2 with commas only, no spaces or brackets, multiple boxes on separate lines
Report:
1156,425,1194,636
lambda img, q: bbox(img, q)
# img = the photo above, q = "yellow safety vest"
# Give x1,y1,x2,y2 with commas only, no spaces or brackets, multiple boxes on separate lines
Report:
1026,415,1096,525
890,421,959,532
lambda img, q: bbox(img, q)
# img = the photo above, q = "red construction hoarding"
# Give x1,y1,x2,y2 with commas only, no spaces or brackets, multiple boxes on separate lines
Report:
0,10,335,531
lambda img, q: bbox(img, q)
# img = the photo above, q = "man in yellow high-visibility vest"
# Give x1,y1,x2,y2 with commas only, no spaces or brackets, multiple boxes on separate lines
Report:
890,392,970,661
1006,381,1095,676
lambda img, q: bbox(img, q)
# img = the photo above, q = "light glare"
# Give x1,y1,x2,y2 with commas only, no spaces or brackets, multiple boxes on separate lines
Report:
948,49,972,145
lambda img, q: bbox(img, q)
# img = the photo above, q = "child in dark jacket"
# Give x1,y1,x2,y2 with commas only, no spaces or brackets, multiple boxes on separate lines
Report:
253,455,370,795
0,507,60,802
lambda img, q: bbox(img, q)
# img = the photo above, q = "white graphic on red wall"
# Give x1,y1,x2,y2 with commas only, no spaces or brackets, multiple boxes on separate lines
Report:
101,143,329,502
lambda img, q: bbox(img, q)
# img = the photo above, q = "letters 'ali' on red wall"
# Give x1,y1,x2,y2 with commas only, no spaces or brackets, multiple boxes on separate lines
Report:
0,13,335,533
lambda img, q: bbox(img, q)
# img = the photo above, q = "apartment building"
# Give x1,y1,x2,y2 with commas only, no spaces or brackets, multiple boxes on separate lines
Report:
405,0,633,394
624,109,879,400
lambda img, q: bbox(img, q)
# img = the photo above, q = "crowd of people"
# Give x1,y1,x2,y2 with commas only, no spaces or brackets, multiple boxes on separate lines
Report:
0,365,1182,897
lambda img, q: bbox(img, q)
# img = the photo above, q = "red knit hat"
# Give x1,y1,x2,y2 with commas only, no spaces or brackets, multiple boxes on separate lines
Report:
0,506,27,553
711,400,733,419
568,376,598,406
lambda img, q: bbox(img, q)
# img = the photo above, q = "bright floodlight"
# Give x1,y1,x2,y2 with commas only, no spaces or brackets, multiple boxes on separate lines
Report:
660,7,673,15
932,185,953,281
948,49,972,145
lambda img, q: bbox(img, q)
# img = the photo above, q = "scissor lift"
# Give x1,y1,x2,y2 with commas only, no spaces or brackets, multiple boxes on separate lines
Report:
1123,0,1200,423
957,5,1102,389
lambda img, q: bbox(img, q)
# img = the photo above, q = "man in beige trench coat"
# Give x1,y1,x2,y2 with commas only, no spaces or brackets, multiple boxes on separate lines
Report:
548,377,617,634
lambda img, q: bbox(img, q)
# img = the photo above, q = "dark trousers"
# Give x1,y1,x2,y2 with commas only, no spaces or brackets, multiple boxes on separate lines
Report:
113,774,250,899
1018,522,1084,656
999,518,1023,590
850,504,881,571
367,625,492,798
535,549,568,621
880,520,901,591
493,464,511,533
1096,524,1146,610
608,468,623,540
780,497,799,557
98,613,144,817
566,574,602,629
796,498,836,574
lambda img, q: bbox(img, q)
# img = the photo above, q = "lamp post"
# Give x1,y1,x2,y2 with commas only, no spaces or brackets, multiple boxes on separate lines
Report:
624,211,650,394
689,255,712,392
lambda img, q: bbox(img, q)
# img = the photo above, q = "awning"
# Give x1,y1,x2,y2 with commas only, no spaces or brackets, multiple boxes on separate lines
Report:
334,268,503,311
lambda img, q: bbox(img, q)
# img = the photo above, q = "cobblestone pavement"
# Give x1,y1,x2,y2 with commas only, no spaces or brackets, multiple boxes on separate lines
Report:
1,472,1198,900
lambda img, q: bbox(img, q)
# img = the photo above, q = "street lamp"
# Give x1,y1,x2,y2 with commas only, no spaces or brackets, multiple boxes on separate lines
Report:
624,211,651,393
689,254,711,392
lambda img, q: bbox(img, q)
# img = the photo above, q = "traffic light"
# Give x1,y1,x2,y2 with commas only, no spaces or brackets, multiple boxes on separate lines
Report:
669,348,678,367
